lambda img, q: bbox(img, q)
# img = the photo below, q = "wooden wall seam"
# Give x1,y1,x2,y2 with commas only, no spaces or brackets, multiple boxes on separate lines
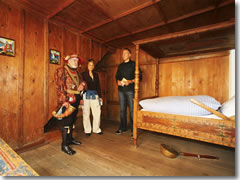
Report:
61,27,64,63
17,9,25,148
43,18,49,136
155,58,160,97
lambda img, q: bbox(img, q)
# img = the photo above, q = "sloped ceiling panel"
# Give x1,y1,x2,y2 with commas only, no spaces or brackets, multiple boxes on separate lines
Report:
91,0,151,18
52,0,110,31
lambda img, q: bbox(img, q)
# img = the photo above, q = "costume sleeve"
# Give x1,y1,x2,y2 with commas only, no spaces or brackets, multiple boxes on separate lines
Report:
55,68,69,106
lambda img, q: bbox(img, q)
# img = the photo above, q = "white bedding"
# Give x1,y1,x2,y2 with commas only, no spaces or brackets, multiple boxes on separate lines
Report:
139,95,221,116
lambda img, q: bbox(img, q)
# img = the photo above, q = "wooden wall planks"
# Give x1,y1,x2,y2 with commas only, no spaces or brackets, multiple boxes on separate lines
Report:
23,11,45,145
158,52,229,103
47,22,64,121
0,2,23,148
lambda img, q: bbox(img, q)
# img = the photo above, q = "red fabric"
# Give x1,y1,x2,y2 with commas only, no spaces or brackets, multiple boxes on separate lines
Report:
54,67,86,107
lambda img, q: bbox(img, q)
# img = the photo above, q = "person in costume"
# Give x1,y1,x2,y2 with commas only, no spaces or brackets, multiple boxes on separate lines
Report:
54,54,87,155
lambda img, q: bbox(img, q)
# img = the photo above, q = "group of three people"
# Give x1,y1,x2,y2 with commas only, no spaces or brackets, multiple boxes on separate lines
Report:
55,48,142,155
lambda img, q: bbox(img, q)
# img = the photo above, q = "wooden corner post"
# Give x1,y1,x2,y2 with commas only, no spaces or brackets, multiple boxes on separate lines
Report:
133,44,140,147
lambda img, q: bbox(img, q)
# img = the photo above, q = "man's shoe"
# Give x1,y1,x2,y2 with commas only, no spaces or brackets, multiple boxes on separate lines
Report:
68,146,76,154
71,139,81,145
85,133,91,136
61,146,75,155
97,132,103,135
115,129,126,135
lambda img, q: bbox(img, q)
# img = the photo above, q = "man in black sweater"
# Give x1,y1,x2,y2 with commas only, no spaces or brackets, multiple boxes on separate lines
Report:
115,48,142,136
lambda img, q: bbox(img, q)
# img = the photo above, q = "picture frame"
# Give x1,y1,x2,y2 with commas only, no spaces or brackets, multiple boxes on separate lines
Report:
0,37,16,57
50,49,61,64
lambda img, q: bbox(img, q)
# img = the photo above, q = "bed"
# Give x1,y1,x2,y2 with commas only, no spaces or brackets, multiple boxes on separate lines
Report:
132,30,235,148
134,99,235,147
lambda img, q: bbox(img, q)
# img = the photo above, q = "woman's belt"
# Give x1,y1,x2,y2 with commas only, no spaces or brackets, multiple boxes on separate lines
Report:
85,90,98,99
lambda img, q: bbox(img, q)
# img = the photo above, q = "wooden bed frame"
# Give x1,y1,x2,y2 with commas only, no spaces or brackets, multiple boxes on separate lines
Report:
132,39,235,148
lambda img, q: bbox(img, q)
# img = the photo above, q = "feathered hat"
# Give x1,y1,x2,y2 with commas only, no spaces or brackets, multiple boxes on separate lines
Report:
64,54,84,66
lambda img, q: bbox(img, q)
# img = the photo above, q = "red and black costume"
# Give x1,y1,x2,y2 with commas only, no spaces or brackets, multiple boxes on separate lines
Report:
55,55,86,155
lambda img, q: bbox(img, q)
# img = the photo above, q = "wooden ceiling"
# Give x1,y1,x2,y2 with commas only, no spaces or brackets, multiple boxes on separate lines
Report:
7,0,235,58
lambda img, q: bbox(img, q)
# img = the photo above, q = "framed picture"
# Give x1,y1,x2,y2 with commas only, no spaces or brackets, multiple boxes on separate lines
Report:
0,37,15,57
50,49,61,64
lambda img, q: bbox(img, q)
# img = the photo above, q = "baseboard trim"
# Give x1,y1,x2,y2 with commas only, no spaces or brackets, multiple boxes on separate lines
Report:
15,139,47,154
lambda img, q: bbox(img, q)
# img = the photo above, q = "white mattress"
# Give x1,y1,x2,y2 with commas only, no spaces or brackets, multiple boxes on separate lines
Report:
139,95,221,116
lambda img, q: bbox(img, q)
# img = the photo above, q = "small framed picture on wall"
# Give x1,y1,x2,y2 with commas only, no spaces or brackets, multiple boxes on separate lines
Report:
50,49,61,64
0,37,15,57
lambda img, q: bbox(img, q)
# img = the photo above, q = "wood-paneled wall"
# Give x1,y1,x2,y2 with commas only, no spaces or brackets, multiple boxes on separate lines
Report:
23,12,45,145
103,47,230,123
158,52,229,103
0,1,108,149
0,3,23,148
0,2,46,148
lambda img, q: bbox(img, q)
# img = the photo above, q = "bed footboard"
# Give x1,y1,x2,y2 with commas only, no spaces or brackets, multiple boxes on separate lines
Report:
133,110,235,148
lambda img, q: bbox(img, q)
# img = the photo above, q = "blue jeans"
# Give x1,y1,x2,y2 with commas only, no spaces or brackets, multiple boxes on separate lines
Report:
118,91,134,132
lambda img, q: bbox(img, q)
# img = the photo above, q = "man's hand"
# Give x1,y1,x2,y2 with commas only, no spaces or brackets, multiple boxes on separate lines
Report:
80,100,84,105
117,80,123,86
78,82,85,91
124,80,132,86
62,102,70,108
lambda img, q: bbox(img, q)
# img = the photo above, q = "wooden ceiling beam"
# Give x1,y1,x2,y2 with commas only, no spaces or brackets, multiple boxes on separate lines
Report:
133,19,235,45
104,0,234,43
81,0,161,33
162,47,233,57
47,0,76,19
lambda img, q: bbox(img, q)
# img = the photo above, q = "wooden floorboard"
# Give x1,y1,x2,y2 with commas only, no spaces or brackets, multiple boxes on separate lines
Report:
19,120,235,176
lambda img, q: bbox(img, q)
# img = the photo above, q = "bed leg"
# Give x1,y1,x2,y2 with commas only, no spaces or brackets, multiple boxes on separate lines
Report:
133,128,137,147
133,138,137,147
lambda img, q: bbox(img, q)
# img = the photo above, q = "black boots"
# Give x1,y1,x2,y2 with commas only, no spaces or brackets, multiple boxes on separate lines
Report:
68,125,82,145
61,128,76,155
61,145,76,155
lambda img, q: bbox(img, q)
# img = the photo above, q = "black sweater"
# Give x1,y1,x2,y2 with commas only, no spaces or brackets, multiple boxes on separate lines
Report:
82,71,101,98
115,60,142,92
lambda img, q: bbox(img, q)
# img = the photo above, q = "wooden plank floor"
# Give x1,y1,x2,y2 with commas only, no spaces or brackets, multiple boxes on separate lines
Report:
19,120,235,176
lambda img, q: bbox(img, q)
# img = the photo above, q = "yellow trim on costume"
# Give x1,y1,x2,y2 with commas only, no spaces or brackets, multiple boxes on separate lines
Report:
67,89,80,94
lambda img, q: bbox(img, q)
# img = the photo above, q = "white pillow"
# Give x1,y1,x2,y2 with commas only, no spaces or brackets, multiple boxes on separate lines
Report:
139,95,221,116
220,96,235,117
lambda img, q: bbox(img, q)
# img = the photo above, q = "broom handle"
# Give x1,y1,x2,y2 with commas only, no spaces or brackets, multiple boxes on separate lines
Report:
179,152,219,160
190,98,231,120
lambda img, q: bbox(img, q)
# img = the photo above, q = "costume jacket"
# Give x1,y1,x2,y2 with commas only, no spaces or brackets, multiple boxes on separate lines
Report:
55,65,86,108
